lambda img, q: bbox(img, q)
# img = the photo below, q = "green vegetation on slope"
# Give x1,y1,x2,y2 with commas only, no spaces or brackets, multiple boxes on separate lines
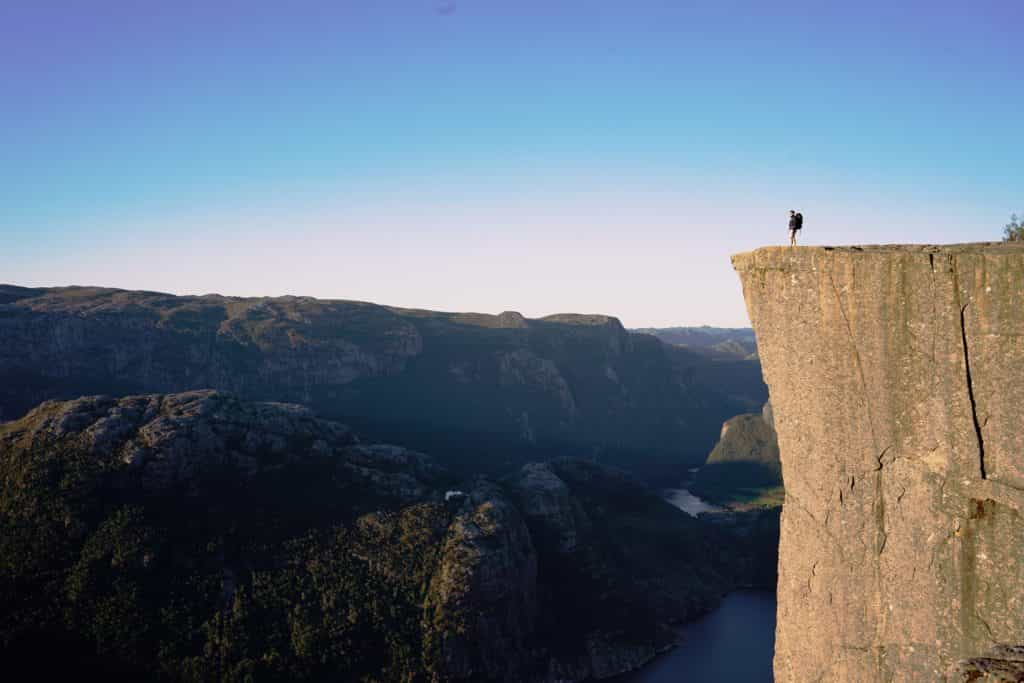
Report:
0,392,454,681
0,391,751,682
1005,213,1023,242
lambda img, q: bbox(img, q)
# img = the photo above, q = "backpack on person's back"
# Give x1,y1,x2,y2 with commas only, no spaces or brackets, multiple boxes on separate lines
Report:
788,210,804,246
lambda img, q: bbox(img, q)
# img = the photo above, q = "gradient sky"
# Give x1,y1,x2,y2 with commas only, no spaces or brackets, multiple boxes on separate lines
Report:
2,1,1020,326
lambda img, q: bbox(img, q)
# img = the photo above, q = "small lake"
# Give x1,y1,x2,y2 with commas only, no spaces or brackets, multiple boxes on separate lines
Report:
663,487,720,516
618,590,776,682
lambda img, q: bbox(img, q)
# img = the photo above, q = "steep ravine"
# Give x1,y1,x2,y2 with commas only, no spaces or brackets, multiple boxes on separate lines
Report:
733,244,1024,682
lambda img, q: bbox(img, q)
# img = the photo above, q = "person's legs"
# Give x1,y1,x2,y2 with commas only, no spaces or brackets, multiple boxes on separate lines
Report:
790,229,797,246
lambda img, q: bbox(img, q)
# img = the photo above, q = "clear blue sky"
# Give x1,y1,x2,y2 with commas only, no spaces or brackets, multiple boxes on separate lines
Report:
2,0,1020,326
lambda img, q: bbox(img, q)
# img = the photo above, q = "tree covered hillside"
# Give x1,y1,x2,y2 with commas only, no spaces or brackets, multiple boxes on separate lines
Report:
0,391,752,682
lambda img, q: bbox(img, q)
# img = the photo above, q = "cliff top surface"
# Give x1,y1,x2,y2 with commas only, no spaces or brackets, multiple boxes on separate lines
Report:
734,242,1024,269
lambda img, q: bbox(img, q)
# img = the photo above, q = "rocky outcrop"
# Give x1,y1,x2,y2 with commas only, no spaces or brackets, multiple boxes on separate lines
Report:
0,389,441,498
426,460,736,682
498,350,578,420
691,402,781,502
512,462,581,552
950,644,1024,682
508,459,741,677
423,482,539,682
733,244,1024,682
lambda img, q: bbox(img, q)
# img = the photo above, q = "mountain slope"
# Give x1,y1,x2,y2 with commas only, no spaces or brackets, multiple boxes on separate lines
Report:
634,326,766,411
0,286,754,475
0,391,744,681
690,402,782,504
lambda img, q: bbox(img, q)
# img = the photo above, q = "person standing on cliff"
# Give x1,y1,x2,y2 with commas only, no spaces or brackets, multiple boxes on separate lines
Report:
789,210,803,246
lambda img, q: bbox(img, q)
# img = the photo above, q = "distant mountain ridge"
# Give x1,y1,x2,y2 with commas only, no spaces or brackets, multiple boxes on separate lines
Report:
0,285,766,476
634,326,758,360
633,325,765,413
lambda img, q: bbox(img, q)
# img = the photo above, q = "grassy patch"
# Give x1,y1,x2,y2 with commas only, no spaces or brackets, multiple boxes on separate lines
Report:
706,485,784,511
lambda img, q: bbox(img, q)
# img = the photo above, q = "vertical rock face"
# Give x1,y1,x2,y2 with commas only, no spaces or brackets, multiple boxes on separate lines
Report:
512,462,581,553
733,244,1024,682
423,482,539,682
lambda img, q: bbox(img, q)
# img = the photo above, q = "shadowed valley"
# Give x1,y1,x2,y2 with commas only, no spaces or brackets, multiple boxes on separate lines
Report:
0,285,765,479
0,286,775,682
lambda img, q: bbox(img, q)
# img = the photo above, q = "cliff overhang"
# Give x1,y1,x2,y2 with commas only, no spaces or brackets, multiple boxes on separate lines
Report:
733,243,1024,682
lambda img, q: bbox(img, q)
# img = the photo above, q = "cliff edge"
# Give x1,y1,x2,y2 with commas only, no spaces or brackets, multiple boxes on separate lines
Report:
733,244,1024,682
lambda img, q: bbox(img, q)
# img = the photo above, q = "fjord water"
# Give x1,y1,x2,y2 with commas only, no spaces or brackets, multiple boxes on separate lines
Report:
663,487,720,516
663,467,720,517
620,589,776,682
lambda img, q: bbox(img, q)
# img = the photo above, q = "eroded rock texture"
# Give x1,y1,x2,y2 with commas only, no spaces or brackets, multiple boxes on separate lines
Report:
423,481,539,681
950,644,1024,682
733,244,1024,682
0,389,444,502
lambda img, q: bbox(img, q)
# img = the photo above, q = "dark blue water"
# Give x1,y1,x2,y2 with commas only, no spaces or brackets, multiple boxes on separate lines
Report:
620,590,776,682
